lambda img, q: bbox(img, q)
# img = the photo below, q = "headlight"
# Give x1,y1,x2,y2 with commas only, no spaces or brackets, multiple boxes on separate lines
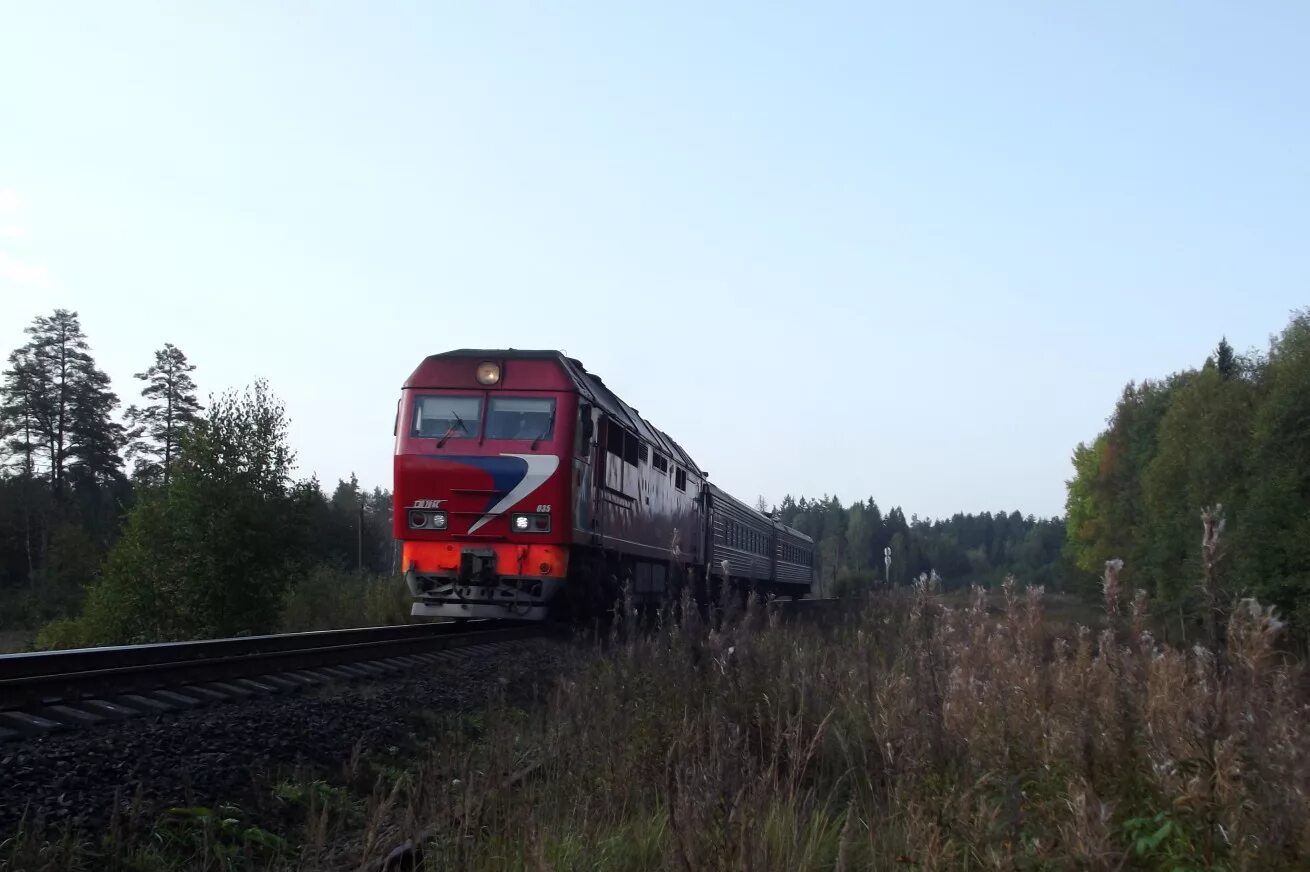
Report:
510,513,550,532
475,361,501,385
408,510,448,530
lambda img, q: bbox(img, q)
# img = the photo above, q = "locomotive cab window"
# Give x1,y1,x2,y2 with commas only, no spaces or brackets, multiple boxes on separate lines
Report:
623,431,640,466
674,467,687,491
652,451,668,473
485,397,555,441
413,395,482,439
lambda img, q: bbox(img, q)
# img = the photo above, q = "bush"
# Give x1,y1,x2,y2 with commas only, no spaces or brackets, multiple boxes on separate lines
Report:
278,566,411,633
829,567,879,598
35,382,308,648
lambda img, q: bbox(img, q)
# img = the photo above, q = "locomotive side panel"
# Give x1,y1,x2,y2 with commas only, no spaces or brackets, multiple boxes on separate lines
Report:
587,413,704,562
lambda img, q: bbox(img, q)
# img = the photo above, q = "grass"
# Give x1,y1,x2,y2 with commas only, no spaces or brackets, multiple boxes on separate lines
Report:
409,580,1307,870
5,573,1309,870
276,567,413,633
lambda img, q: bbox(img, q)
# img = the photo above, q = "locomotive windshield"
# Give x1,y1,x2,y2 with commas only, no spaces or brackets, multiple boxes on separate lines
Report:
413,395,482,439
485,397,556,441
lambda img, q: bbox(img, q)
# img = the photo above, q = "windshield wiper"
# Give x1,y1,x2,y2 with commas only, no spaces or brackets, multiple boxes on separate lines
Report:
530,408,556,451
436,409,468,447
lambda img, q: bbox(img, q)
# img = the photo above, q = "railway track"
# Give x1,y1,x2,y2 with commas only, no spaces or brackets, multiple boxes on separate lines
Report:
0,620,546,742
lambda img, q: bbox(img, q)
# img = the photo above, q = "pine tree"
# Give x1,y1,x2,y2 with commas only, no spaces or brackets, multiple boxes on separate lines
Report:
125,343,201,484
0,346,47,480
1215,336,1237,380
1,309,124,499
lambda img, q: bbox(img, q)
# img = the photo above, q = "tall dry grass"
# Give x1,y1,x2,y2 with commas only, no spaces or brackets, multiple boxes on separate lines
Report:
392,574,1308,870
7,518,1309,871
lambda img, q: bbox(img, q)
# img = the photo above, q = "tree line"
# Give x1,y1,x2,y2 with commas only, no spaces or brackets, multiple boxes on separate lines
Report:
770,495,1072,595
14,306,1300,647
0,309,394,643
1065,309,1310,640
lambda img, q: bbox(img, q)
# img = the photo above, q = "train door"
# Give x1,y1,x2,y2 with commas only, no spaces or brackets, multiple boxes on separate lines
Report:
574,402,602,546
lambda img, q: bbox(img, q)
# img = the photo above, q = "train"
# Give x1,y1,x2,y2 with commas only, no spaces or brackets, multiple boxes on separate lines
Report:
391,349,814,620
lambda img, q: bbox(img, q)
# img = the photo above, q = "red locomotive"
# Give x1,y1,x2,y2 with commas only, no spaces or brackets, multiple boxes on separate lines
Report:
392,350,813,620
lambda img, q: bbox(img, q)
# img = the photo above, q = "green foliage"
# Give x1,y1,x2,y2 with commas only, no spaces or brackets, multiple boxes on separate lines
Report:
0,310,127,625
45,381,306,644
157,804,288,865
1121,811,1212,872
0,309,403,645
778,495,1071,594
277,566,410,633
1066,311,1310,639
1238,313,1310,620
271,779,347,808
1,309,126,497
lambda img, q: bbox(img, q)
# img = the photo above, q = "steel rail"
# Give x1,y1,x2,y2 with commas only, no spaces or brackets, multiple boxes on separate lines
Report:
0,621,544,713
0,621,507,680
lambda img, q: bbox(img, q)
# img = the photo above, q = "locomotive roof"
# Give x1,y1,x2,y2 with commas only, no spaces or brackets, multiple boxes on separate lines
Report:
422,349,705,476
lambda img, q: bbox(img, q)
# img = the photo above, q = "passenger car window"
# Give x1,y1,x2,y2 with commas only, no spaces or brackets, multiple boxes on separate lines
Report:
413,395,482,439
485,397,555,441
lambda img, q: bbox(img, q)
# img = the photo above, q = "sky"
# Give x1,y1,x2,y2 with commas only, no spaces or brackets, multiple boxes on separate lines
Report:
2,2,1307,520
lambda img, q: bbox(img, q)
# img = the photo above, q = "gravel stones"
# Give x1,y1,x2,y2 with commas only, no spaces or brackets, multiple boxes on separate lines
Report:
0,638,566,837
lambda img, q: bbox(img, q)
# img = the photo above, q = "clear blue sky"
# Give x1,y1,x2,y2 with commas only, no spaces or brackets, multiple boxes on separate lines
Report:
2,2,1306,519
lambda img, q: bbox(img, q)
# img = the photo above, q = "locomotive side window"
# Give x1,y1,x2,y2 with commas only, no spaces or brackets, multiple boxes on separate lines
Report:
485,397,555,441
638,443,649,464
652,451,668,473
605,418,624,457
623,431,640,466
674,467,686,491
413,395,482,439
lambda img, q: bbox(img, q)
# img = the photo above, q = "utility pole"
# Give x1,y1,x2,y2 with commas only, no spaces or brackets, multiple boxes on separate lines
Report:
884,545,892,588
357,497,364,573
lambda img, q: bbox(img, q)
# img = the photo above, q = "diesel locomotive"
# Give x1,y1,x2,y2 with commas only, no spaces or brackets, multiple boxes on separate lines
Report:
392,349,813,620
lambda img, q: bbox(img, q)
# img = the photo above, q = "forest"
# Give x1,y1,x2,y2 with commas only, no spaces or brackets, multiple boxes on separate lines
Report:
772,496,1070,595
1065,309,1310,641
0,309,395,648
